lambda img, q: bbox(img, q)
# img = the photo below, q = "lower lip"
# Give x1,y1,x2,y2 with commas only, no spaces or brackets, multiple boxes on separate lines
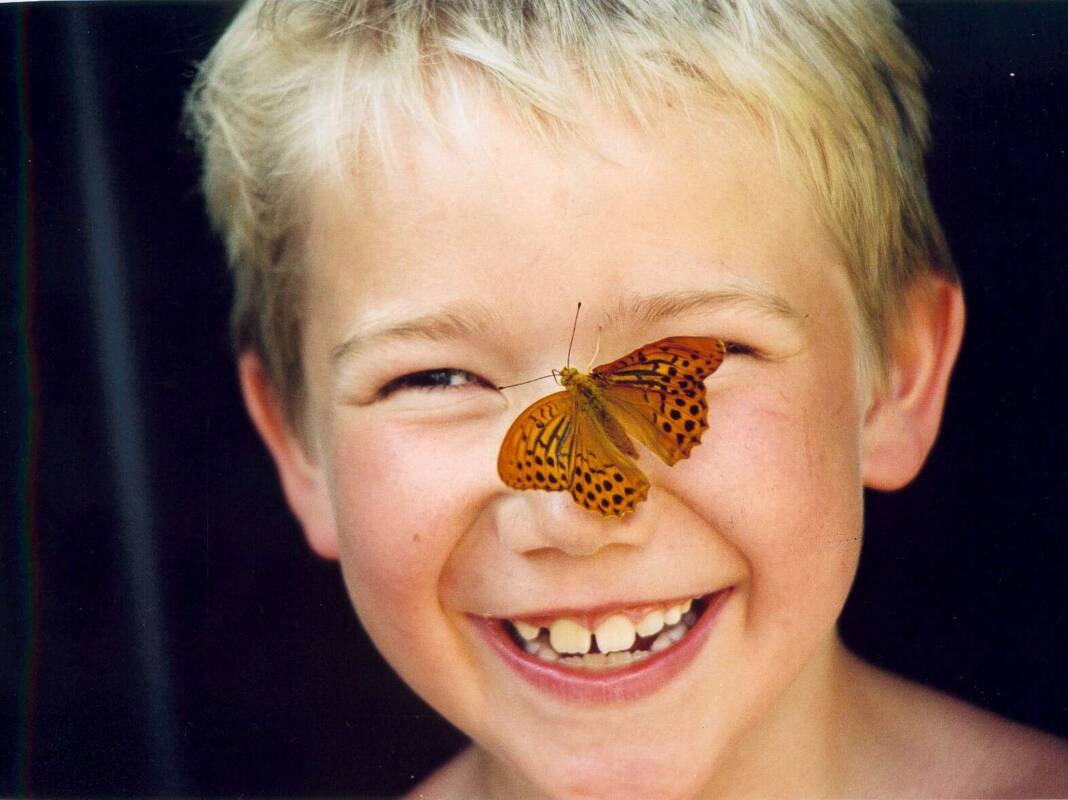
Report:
473,588,732,704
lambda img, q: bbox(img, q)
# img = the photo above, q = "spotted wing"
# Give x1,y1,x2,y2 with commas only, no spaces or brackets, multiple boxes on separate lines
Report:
497,391,575,491
567,408,650,517
593,337,725,465
496,387,650,516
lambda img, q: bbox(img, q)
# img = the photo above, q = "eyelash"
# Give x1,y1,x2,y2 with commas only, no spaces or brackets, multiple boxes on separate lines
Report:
725,341,755,356
377,341,754,398
377,368,489,398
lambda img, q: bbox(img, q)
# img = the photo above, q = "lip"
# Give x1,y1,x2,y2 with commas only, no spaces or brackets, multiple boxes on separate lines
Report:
472,587,732,704
501,595,700,630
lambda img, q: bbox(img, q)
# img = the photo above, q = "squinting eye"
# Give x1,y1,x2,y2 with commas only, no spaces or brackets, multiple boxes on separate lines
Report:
378,368,489,398
724,341,756,357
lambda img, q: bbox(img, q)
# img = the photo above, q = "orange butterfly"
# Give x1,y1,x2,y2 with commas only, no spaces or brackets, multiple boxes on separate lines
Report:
497,335,726,517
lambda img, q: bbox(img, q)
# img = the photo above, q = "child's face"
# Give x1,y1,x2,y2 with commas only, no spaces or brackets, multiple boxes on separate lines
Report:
295,94,868,798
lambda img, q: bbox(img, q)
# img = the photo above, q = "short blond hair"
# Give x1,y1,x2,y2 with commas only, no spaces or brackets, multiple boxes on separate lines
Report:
185,0,955,429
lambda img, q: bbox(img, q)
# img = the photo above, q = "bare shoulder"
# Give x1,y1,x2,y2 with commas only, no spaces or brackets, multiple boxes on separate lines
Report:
843,653,1068,797
403,746,484,800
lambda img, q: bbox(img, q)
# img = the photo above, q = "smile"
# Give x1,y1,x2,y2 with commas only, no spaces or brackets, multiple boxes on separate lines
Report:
508,596,704,668
474,588,732,703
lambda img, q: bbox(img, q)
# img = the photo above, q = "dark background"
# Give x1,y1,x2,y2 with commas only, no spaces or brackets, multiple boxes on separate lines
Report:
2,2,1066,797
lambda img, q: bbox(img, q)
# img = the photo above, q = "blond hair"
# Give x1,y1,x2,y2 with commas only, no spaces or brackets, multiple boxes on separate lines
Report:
185,0,955,429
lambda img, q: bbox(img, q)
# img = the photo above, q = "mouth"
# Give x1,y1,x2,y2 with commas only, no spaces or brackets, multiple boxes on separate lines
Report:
508,594,708,667
473,588,732,704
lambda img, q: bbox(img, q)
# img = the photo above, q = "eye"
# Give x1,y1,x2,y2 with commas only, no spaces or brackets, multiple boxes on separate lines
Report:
377,368,492,398
724,341,757,357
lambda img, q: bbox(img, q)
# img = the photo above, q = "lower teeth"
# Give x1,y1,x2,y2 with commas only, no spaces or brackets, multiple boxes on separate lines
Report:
558,650,650,669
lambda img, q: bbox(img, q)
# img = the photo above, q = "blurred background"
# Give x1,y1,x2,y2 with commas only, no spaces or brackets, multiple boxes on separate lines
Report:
2,2,1066,797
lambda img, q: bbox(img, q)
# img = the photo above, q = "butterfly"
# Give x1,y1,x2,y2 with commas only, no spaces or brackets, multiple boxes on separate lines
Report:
497,336,726,517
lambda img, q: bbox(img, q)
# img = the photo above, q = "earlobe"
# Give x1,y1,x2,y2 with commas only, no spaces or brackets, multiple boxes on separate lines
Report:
861,277,966,491
238,353,339,559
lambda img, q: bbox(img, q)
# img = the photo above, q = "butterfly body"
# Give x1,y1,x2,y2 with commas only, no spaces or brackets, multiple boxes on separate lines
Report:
498,336,726,517
558,367,641,459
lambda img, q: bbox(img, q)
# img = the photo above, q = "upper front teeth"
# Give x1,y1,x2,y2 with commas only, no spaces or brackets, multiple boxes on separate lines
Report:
594,615,636,653
515,597,698,656
549,619,591,654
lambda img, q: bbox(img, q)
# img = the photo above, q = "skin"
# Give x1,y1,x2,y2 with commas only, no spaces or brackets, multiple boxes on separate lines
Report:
240,88,1068,798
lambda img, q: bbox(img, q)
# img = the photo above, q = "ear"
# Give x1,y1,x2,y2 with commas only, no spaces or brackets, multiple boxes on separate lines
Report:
861,276,965,490
238,353,339,559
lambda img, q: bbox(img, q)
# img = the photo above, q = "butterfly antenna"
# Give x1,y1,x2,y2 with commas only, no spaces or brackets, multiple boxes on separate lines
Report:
496,374,555,390
585,326,602,372
566,302,582,369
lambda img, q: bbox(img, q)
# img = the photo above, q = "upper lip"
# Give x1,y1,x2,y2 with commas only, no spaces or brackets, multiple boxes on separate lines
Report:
476,589,722,621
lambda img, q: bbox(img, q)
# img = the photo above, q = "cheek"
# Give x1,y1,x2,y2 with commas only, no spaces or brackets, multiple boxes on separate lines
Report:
321,418,495,721
324,417,490,613
693,380,861,524
681,372,863,630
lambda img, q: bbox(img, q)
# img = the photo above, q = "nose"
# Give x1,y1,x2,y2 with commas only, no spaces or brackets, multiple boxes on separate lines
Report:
494,490,653,557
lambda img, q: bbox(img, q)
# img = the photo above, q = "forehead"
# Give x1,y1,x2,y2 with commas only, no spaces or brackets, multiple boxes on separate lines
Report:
303,89,850,361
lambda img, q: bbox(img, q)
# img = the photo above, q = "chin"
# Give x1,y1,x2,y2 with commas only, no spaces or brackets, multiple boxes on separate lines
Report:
506,734,718,800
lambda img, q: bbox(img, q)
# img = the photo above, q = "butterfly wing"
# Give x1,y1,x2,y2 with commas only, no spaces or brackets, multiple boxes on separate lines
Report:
593,336,726,465
567,408,649,517
497,390,575,492
497,388,649,517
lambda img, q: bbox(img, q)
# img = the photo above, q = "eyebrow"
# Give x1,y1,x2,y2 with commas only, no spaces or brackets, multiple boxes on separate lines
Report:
331,285,801,370
331,301,502,367
601,286,803,331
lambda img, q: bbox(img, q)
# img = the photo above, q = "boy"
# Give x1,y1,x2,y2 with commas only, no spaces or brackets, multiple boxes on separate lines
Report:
185,1,1068,796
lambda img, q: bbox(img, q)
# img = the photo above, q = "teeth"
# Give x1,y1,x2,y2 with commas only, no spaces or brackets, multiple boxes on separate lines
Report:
650,631,673,652
535,646,558,662
636,609,665,637
554,651,651,670
511,596,702,662
573,652,607,668
649,620,692,653
666,623,687,643
514,620,541,641
664,604,683,626
549,619,591,655
594,615,636,654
